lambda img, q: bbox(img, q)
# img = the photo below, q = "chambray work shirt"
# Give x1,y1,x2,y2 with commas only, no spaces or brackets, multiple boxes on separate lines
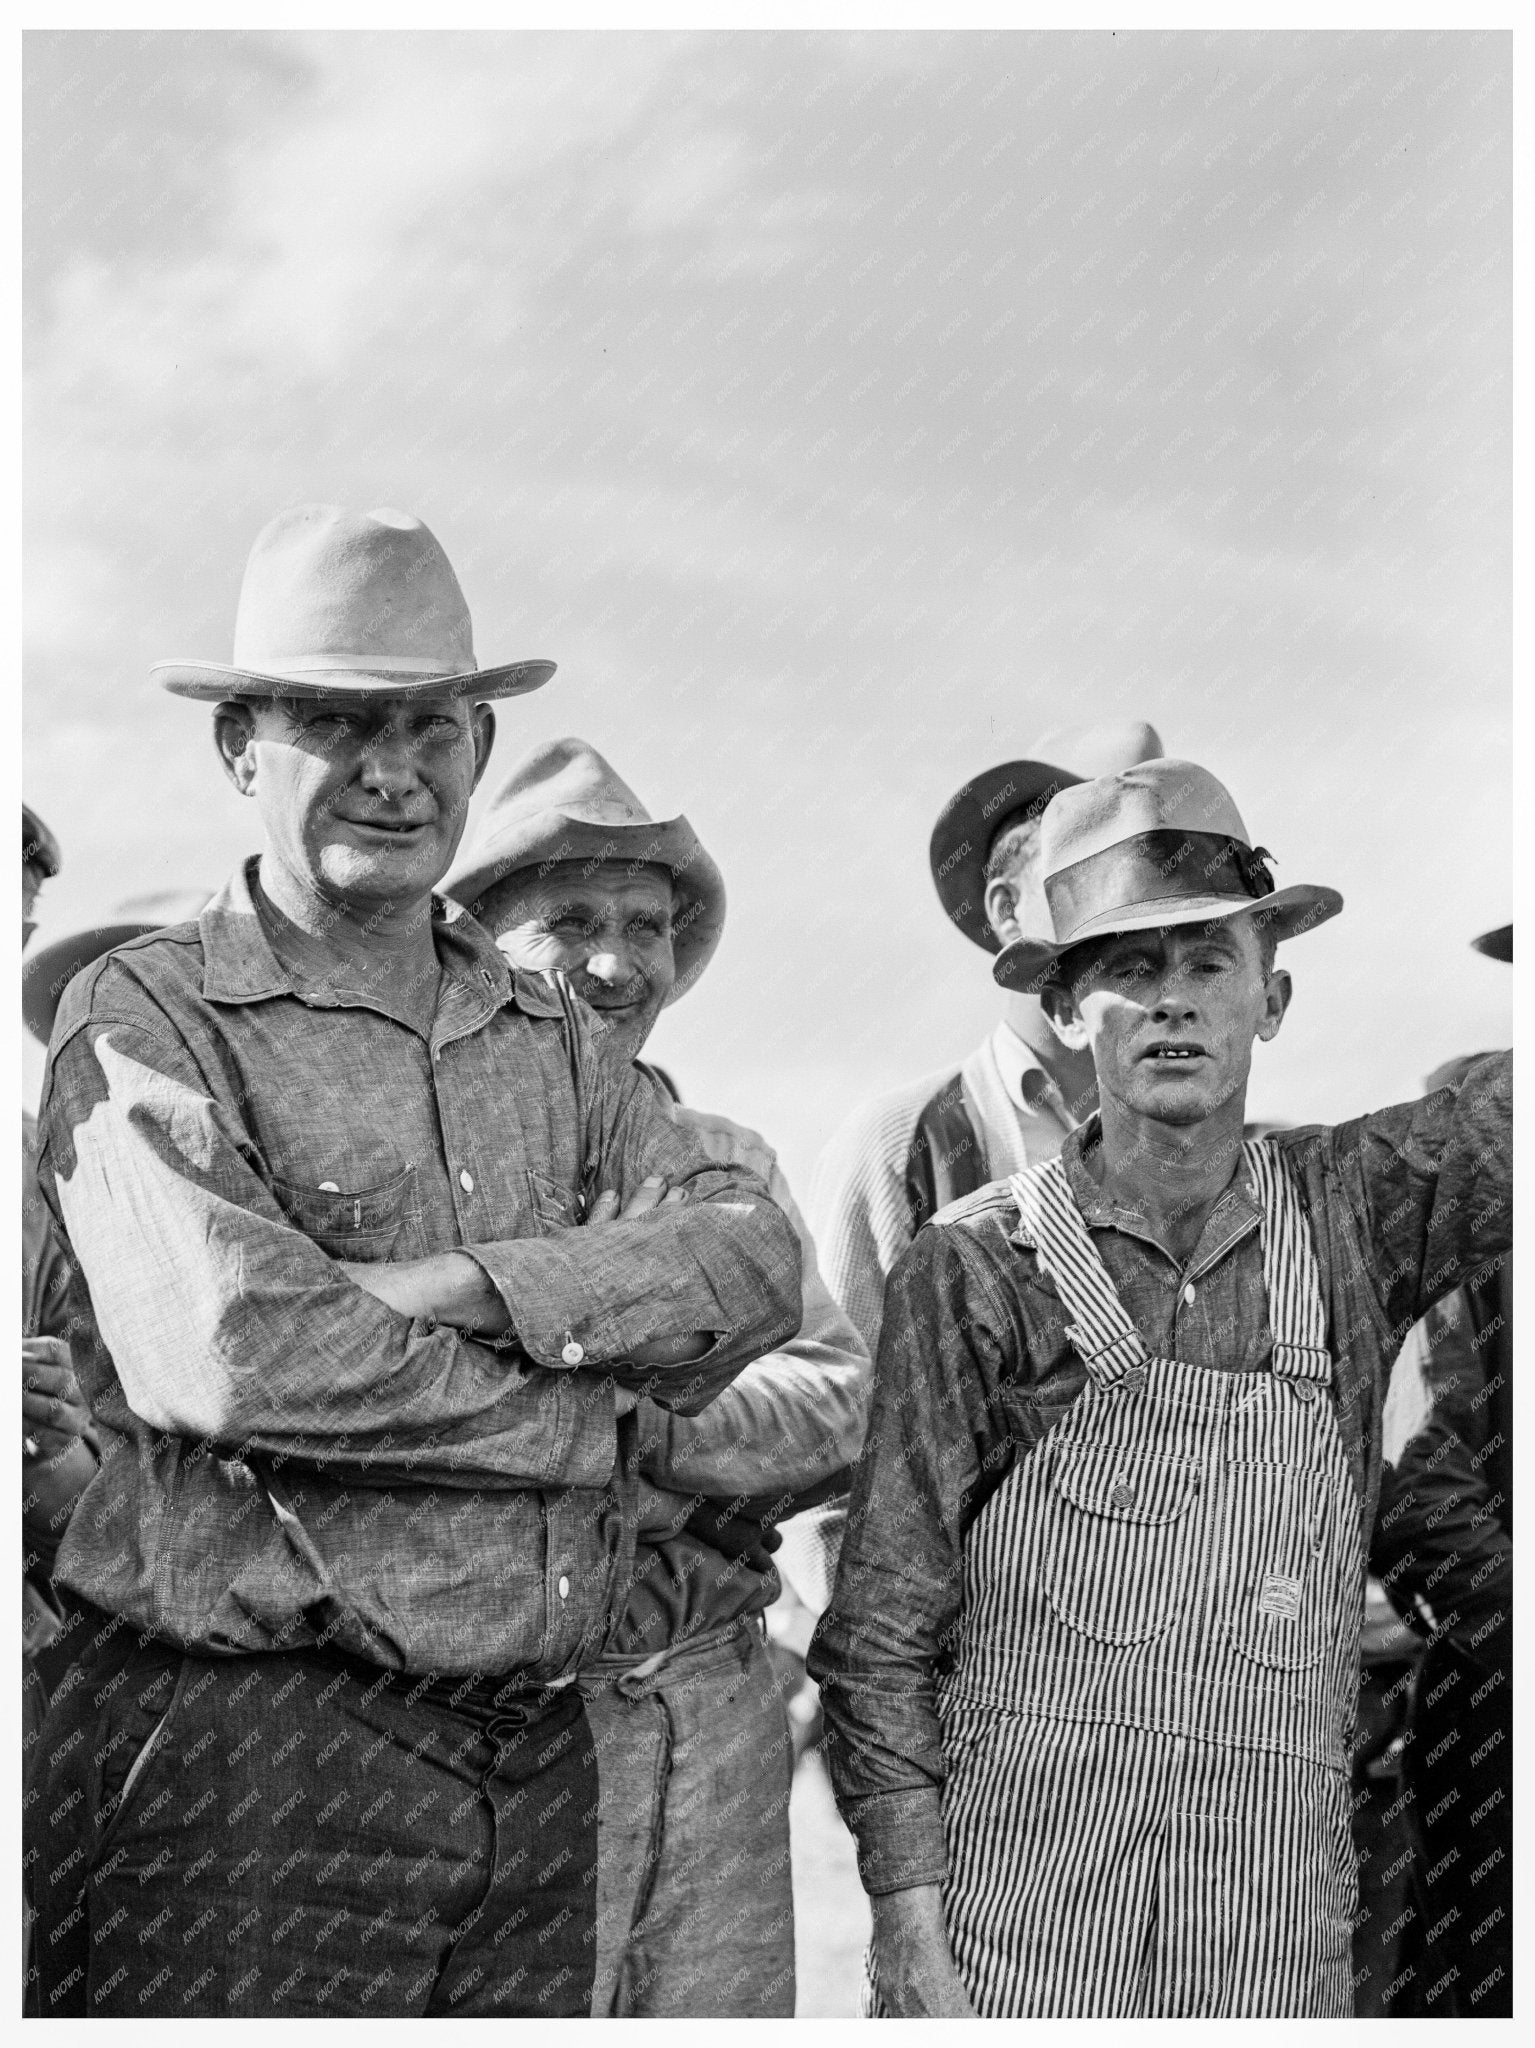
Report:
37,860,802,1680
808,1054,1512,1894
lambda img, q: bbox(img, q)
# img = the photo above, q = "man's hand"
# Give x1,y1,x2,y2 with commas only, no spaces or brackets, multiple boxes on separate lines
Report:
23,1338,93,1458
871,1886,976,2017
23,1337,99,1536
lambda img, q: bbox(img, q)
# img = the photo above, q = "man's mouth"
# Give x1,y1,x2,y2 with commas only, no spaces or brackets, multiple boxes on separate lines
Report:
340,816,429,839
1142,1041,1208,1064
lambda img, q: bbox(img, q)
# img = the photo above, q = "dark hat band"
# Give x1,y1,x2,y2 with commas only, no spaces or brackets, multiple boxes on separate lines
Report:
1045,830,1273,944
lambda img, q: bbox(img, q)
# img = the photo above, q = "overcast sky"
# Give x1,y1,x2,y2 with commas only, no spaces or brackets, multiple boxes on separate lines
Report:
24,29,1511,1192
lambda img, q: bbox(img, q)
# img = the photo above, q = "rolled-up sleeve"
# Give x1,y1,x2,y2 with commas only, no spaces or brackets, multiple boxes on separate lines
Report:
41,1012,615,1489
465,1038,803,1414
637,1156,870,1499
808,1223,1012,1895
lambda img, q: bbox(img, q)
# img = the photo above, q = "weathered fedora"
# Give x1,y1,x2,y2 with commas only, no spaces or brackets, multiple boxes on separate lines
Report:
930,720,1164,951
443,738,726,1004
153,504,556,702
24,888,215,1043
1471,924,1512,962
23,802,61,880
993,758,1343,993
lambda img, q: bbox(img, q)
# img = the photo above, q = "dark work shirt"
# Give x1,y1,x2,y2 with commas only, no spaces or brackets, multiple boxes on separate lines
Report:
808,1054,1511,1895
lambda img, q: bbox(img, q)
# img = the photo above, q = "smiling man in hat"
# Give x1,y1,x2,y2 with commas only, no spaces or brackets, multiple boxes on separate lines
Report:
26,506,801,2019
809,758,1511,2017
433,736,869,2016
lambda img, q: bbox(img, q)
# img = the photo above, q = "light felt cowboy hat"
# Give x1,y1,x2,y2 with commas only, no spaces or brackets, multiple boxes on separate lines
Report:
930,720,1165,951
443,738,726,1004
993,759,1343,994
153,504,556,702
24,888,215,1043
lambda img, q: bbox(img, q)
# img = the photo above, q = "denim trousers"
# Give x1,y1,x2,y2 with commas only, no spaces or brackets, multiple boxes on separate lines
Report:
24,1620,597,2017
581,1623,795,2015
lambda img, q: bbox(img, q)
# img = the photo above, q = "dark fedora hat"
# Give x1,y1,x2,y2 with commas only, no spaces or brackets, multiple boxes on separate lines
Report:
23,888,214,1043
153,504,556,703
23,802,60,880
930,720,1164,952
994,759,1342,994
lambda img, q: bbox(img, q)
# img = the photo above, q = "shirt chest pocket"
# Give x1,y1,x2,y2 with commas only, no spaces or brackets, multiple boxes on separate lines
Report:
525,1168,584,1234
1040,1447,1202,1647
270,1163,415,1262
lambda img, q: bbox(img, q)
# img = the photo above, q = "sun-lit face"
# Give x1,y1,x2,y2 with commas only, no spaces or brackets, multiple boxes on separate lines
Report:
228,692,490,912
1043,917,1289,1129
477,858,677,1062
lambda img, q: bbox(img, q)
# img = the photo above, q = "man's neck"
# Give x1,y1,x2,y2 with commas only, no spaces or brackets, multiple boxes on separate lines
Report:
1083,1091,1249,1267
999,993,1099,1122
254,858,442,1037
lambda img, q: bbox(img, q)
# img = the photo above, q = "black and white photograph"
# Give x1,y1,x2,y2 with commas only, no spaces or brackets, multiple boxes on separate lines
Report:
20,22,1512,2022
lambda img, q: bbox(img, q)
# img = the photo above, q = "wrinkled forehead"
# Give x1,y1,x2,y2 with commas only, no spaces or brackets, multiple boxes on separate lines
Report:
474,858,677,931
244,689,478,732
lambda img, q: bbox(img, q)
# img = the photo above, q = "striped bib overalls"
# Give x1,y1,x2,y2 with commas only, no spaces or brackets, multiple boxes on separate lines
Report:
893,1143,1362,2017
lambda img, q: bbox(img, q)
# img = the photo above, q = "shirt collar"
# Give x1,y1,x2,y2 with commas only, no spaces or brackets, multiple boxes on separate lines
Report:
991,1020,1071,1118
1035,1114,1263,1271
198,855,564,1021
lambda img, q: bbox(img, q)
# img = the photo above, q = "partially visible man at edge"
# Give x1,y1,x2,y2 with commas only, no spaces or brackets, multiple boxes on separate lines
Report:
442,735,870,2016
809,757,1511,2018
21,800,99,1980
26,506,801,2019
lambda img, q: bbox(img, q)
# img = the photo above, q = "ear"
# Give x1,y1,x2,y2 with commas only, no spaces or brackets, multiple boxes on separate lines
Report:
213,702,259,797
1255,965,1292,1043
1040,978,1091,1052
983,873,1020,948
469,703,496,790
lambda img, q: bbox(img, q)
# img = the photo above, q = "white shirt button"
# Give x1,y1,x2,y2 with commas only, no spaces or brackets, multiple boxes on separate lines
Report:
1182,1283,1196,1305
459,1169,474,1193
557,1575,570,1599
561,1339,584,1366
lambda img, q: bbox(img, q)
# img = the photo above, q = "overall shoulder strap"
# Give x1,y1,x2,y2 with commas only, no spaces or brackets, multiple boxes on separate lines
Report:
1010,1158,1150,1387
1242,1139,1331,1383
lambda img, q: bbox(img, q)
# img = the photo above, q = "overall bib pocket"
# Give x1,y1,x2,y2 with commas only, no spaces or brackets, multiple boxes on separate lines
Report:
1041,1447,1201,1646
1223,1464,1331,1671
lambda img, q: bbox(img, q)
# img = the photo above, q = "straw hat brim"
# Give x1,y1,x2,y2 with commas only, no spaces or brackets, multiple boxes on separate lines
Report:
993,884,1343,994
152,658,557,703
23,920,163,1043
445,811,726,1006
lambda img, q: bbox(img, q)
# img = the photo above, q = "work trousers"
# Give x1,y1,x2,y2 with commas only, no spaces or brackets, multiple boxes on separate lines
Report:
581,1624,795,2015
25,1624,597,2017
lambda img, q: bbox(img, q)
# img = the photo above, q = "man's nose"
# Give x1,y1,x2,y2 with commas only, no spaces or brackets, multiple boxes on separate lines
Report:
584,944,631,985
1149,971,1198,1019
356,730,425,796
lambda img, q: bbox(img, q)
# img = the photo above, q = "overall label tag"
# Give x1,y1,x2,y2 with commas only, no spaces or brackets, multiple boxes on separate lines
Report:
1258,1572,1303,1621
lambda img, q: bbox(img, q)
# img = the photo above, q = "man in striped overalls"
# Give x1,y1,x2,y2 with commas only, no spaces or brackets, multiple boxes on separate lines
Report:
809,759,1512,2018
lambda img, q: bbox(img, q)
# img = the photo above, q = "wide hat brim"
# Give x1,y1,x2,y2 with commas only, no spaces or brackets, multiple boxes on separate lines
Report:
23,920,163,1042
994,884,1344,994
152,658,557,703
444,810,726,1005
930,758,1082,952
